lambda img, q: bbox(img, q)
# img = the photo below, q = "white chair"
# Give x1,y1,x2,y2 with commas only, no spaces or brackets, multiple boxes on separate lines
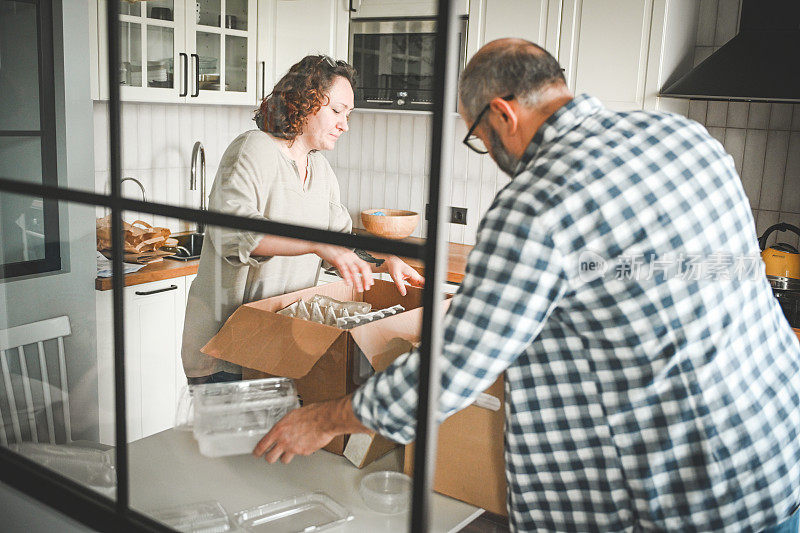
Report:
0,316,73,446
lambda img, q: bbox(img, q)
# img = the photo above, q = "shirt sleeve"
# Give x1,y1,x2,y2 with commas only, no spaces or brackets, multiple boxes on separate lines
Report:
206,134,274,267
351,191,568,443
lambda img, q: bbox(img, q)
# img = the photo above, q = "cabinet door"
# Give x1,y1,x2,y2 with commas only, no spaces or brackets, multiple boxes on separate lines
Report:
269,0,350,84
467,0,560,62
186,0,258,105
350,0,468,18
125,279,186,440
98,0,188,102
559,0,653,111
175,273,196,403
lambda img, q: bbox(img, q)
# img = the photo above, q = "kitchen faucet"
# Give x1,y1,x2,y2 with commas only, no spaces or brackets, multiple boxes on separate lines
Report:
190,141,206,234
120,177,146,203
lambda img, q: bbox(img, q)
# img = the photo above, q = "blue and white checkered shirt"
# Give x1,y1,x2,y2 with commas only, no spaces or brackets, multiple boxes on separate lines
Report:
352,95,800,532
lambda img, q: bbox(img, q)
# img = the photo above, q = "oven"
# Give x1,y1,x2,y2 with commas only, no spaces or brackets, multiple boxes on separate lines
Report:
349,18,468,111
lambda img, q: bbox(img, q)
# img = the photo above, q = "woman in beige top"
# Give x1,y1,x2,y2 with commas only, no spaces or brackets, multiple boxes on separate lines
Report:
181,55,424,384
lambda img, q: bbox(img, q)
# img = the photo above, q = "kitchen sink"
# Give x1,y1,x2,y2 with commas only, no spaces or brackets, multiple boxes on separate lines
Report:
166,232,204,261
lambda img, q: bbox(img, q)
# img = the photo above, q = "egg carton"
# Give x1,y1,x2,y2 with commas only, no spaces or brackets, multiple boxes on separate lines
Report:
336,304,405,330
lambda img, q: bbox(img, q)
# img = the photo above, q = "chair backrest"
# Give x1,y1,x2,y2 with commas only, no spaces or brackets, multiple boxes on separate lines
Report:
0,316,72,446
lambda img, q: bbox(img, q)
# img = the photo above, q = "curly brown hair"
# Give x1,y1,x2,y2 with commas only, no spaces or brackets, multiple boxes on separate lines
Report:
255,55,357,143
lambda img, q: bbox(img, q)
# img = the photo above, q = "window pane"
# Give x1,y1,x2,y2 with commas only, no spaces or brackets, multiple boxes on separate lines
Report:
147,25,174,89
146,0,174,21
0,193,46,262
119,0,140,17
0,137,42,184
0,197,115,501
0,1,40,131
196,0,221,27
197,32,221,92
226,0,247,30
120,21,142,88
225,35,247,93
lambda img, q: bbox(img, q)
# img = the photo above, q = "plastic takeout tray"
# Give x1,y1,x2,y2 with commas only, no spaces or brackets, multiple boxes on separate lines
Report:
192,377,299,458
233,492,354,532
149,500,232,533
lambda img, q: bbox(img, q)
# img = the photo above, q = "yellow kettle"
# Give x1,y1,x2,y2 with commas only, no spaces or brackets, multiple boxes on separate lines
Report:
759,223,800,281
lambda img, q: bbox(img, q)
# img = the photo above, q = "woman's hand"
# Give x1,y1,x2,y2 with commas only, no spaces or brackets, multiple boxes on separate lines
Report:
314,243,374,292
384,256,425,296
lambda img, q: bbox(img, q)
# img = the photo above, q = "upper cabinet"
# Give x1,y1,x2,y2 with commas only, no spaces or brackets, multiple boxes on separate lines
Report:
466,0,561,61
557,0,699,111
95,0,258,104
349,0,468,19
256,0,350,104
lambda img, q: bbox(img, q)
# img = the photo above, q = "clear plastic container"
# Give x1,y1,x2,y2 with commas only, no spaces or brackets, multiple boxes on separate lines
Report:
149,500,232,533
11,442,116,496
359,471,412,514
192,378,299,458
233,492,354,532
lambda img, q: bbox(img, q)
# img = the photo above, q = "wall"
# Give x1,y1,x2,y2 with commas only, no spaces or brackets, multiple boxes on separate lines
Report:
0,0,98,442
92,102,257,232
92,0,799,249
689,0,800,249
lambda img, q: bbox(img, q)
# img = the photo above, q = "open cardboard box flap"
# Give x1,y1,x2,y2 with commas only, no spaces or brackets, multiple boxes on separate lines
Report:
201,279,429,377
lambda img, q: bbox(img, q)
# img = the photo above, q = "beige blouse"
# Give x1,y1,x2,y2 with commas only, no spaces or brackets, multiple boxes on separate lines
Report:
181,130,352,378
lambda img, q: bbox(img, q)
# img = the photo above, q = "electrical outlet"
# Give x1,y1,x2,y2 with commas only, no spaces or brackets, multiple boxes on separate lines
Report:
425,204,468,225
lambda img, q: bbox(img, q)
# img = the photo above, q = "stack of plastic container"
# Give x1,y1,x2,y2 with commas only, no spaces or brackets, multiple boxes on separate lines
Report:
192,377,299,458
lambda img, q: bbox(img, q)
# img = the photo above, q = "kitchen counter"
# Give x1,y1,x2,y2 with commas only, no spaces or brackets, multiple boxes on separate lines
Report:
95,236,473,290
128,428,483,532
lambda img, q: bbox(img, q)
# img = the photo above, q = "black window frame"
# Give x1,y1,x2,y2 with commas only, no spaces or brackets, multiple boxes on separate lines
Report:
0,0,462,530
0,0,61,280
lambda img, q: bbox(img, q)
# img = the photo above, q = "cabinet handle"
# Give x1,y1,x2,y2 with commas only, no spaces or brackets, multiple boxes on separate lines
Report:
179,53,188,97
191,53,200,97
260,61,266,100
348,0,361,12
135,284,178,296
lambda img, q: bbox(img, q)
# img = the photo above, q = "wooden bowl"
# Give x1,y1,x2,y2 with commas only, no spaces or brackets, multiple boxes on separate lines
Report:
361,209,419,240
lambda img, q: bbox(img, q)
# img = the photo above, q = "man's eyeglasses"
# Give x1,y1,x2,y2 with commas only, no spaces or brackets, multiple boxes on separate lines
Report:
462,94,514,154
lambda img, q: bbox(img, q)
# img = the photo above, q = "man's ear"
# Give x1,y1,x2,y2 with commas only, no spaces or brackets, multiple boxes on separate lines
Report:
488,97,518,136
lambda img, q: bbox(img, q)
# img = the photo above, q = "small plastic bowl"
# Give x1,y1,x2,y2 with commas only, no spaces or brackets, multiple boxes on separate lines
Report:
359,471,412,514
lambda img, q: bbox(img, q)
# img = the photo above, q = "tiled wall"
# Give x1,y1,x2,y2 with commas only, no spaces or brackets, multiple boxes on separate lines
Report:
93,102,258,231
690,0,800,249
328,112,505,243
93,0,798,248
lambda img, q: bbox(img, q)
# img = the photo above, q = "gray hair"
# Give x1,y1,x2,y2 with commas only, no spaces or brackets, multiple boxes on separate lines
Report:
458,40,566,121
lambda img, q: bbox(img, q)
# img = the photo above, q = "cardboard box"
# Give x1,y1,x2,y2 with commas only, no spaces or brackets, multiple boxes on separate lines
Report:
403,377,507,516
201,279,427,456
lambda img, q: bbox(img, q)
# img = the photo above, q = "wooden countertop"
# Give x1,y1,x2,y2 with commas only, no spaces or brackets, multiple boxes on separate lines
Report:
96,234,473,291
95,258,200,290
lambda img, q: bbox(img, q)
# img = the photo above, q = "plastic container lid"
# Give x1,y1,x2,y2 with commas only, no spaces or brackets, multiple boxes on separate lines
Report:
11,442,116,495
233,491,354,532
149,501,232,533
359,471,412,514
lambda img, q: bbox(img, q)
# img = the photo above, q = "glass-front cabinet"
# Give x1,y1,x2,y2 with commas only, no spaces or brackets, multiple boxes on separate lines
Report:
98,0,256,104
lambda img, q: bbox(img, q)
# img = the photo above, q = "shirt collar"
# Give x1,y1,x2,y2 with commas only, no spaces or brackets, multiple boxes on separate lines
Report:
512,94,603,176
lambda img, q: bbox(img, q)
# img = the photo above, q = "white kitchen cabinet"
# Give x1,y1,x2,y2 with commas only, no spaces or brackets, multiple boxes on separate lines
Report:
96,0,258,104
466,0,561,61
96,277,187,444
255,0,350,105
557,0,698,111
349,0,468,19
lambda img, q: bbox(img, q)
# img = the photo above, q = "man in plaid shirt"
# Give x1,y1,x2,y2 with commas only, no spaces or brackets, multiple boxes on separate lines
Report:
255,39,800,532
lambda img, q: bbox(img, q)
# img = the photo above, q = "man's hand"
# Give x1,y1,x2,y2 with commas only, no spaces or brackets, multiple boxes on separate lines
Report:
384,256,425,296
252,395,370,464
314,244,374,292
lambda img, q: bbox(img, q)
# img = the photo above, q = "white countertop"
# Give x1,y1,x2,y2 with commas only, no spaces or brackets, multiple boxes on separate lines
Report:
127,429,483,532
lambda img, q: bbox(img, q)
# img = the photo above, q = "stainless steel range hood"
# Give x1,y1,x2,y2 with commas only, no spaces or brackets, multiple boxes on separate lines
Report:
661,0,800,103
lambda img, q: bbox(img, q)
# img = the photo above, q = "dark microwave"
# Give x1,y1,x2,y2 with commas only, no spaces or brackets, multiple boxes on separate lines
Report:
349,18,468,111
